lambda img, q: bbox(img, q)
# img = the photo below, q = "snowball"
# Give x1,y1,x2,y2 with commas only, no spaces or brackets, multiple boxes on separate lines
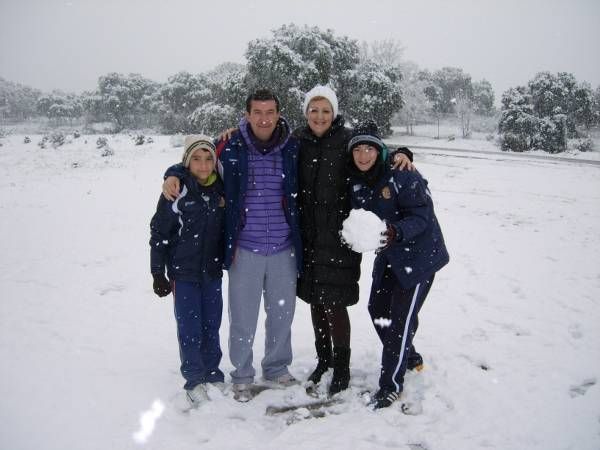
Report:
373,317,392,328
341,208,386,253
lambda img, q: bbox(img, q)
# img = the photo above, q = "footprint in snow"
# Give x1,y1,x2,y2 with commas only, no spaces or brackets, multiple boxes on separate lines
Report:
98,284,125,295
569,378,596,398
568,323,583,339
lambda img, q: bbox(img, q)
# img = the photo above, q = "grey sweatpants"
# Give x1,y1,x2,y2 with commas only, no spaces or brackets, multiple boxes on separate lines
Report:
227,247,297,384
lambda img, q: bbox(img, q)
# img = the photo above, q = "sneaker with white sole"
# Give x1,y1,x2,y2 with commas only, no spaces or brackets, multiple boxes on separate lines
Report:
186,384,209,407
263,373,300,388
232,383,254,403
372,388,401,410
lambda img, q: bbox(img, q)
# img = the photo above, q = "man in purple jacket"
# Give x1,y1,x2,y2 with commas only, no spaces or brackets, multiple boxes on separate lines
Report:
163,89,302,402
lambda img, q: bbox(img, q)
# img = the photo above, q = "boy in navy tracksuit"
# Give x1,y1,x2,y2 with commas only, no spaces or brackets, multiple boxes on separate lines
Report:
346,122,449,409
150,135,225,407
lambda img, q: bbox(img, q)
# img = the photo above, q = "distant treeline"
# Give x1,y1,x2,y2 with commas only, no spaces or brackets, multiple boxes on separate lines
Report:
1,24,599,152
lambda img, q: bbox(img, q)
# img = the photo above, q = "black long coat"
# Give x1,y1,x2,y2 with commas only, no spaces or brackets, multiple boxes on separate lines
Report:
294,116,362,307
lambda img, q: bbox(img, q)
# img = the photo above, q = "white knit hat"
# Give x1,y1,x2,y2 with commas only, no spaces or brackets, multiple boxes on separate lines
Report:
182,134,216,168
302,85,339,118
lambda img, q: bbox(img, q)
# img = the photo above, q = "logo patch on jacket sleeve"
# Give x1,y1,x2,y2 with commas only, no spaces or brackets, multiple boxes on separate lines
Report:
381,186,392,199
219,196,225,207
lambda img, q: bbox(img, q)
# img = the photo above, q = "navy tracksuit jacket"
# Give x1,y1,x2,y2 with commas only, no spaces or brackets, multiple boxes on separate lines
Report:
150,173,226,388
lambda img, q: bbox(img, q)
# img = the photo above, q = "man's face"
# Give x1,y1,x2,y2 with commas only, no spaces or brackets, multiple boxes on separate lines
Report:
352,144,379,172
245,100,280,141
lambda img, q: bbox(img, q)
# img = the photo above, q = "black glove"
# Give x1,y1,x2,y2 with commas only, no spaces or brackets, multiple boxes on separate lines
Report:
377,224,397,252
152,273,171,297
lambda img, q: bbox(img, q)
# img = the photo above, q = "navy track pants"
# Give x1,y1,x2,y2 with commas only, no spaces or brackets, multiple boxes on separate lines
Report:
173,278,224,389
368,269,434,393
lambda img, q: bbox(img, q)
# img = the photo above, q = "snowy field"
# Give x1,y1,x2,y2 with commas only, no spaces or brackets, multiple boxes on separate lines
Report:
1,134,599,450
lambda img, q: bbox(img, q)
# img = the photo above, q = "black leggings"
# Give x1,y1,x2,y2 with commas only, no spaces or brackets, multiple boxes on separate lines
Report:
310,303,351,349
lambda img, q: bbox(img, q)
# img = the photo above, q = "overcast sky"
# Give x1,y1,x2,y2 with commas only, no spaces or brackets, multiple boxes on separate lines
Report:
1,0,599,101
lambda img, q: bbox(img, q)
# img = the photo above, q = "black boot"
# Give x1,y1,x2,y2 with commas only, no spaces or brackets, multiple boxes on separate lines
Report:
307,340,332,385
329,346,351,396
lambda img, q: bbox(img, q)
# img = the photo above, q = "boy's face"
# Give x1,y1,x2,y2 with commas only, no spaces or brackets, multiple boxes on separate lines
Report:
352,144,379,172
245,100,280,142
189,149,215,183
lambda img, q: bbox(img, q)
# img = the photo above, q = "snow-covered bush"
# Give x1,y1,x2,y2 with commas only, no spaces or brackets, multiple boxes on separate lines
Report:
38,135,49,148
24,136,31,144
133,134,145,145
96,136,108,149
569,137,594,152
50,131,65,148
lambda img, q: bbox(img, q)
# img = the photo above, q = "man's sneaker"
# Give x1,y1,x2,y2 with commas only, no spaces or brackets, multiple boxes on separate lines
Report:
186,384,209,407
232,383,254,403
372,389,401,410
263,373,300,388
407,353,424,372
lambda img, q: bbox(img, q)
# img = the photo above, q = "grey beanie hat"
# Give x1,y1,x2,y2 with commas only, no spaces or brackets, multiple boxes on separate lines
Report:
182,135,216,167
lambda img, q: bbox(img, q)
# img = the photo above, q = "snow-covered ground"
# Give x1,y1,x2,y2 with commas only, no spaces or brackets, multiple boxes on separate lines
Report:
1,134,599,450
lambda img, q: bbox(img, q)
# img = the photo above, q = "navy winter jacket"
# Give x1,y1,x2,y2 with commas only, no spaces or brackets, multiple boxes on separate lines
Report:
349,167,449,289
150,173,225,284
165,130,302,272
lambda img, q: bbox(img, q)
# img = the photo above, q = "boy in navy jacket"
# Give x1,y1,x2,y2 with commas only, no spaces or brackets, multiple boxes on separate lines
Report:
150,135,225,407
346,122,449,409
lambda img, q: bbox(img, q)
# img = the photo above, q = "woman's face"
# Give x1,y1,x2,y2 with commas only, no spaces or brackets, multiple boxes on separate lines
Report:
352,144,379,172
306,98,334,137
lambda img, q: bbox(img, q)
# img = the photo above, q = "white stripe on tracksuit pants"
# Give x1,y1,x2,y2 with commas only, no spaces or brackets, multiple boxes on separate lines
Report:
368,269,434,393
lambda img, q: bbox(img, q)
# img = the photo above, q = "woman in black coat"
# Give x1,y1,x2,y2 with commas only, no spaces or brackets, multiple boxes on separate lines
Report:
295,86,412,395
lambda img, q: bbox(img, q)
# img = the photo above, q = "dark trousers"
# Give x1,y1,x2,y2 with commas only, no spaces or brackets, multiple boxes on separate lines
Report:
368,269,434,392
173,278,224,389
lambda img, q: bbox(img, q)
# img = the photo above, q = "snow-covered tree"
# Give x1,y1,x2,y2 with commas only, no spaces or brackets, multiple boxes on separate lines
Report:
455,93,473,138
338,61,403,136
593,85,600,127
205,63,248,116
245,24,360,127
498,86,539,152
160,71,211,116
0,77,41,121
423,67,473,114
571,82,594,130
90,73,159,130
528,72,578,134
499,72,597,153
395,63,431,135
156,71,211,133
472,79,495,116
189,102,239,136
359,39,404,67
37,91,83,124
